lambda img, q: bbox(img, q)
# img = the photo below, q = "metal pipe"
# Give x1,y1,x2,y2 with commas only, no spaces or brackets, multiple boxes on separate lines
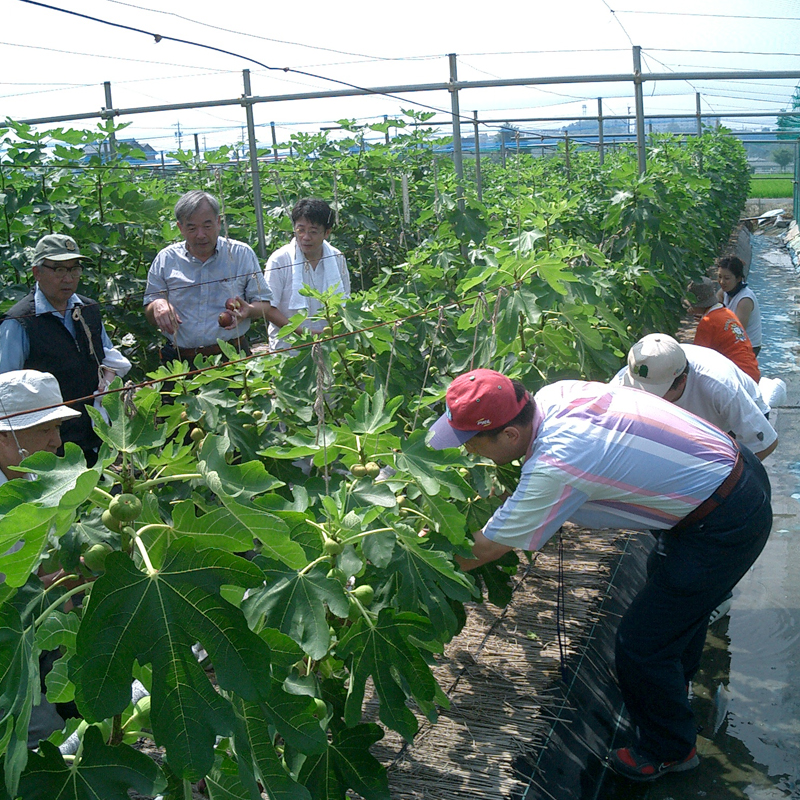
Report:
696,93,703,137
102,82,117,159
20,66,800,129
632,46,646,175
473,111,482,203
448,54,465,211
270,121,278,162
597,98,604,166
242,70,266,259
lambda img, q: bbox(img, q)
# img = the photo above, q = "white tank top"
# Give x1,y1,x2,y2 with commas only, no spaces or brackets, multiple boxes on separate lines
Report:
724,286,761,348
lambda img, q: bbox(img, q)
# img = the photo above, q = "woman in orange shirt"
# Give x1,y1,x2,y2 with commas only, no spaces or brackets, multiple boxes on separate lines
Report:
687,277,760,383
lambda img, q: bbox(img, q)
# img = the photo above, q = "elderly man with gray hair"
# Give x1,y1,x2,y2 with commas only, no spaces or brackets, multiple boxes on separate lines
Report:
144,190,292,362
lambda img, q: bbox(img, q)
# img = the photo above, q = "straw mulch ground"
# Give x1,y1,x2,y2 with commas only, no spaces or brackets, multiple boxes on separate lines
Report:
371,524,628,800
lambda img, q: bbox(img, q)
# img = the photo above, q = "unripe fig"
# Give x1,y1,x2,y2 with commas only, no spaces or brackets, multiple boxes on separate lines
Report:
128,695,151,730
190,427,205,443
109,494,142,522
327,567,347,584
313,698,327,718
353,584,374,606
218,310,234,327
83,542,113,573
364,462,380,479
350,464,368,478
102,509,123,533
321,327,332,336
323,537,343,556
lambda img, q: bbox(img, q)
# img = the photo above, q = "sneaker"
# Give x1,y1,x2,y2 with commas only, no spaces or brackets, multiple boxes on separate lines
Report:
709,597,733,625
609,746,699,781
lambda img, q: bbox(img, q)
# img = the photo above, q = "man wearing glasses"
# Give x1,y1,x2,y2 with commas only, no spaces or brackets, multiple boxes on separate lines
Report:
145,190,292,362
264,198,351,351
0,234,130,464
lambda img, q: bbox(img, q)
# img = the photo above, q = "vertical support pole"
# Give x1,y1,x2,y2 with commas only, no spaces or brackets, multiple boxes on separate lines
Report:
473,111,482,203
695,92,703,137
384,115,390,145
500,131,506,168
597,97,605,165
103,82,117,160
242,69,266,259
270,122,279,161
794,138,800,224
448,53,465,211
194,134,200,158
632,46,647,175
564,131,571,180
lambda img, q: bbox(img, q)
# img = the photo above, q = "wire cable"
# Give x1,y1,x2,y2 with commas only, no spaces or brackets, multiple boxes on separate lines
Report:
15,0,472,128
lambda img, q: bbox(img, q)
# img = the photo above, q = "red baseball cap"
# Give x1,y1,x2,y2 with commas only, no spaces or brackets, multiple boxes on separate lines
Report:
428,369,530,450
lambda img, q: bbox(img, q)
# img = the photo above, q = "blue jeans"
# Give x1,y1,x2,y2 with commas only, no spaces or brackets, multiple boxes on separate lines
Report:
614,445,772,761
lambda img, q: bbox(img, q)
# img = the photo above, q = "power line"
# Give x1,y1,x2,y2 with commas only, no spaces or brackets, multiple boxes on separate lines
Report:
598,0,634,46
615,8,800,21
14,0,476,129
100,0,384,61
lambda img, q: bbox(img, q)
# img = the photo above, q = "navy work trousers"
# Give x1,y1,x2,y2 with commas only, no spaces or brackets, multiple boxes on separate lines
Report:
614,445,772,761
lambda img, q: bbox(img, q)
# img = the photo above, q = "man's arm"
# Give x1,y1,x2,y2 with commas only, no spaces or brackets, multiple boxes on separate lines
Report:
455,529,513,571
711,380,778,459
145,299,182,335
0,319,28,373
755,437,778,461
99,325,132,378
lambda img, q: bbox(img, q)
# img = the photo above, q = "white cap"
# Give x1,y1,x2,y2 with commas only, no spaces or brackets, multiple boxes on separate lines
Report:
619,334,688,397
0,370,81,431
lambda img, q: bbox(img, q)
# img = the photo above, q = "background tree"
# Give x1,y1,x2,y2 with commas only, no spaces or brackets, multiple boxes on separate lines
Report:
772,147,793,171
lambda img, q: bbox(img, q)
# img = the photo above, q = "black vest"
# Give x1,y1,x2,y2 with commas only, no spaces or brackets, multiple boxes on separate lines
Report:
3,292,106,454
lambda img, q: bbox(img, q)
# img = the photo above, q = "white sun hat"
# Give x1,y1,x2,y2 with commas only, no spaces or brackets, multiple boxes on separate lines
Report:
0,370,81,431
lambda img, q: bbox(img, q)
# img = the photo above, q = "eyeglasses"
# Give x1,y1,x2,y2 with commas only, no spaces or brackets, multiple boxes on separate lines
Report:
39,264,83,277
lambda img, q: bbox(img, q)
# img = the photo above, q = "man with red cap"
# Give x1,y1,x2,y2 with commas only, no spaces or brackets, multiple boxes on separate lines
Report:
427,369,772,782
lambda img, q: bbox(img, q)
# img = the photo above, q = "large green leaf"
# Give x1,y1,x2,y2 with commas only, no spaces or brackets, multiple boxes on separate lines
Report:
337,609,442,741
343,387,403,436
18,725,166,799
198,433,284,499
90,384,167,453
70,541,272,780
232,698,312,800
243,565,349,660
296,723,389,800
0,601,37,797
0,444,97,514
171,501,255,552
395,429,462,496
216,496,306,568
381,528,476,636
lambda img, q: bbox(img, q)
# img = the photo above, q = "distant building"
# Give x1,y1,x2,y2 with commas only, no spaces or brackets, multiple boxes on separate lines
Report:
82,139,158,164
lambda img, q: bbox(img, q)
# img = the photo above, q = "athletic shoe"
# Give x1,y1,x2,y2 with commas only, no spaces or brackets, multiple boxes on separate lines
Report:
609,746,699,781
709,597,733,625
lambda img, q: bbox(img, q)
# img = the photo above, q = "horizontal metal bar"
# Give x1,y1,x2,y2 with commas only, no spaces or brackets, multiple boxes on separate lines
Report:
19,67,800,128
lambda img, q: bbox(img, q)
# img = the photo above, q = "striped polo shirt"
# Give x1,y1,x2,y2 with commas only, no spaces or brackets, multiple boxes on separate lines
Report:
482,381,738,552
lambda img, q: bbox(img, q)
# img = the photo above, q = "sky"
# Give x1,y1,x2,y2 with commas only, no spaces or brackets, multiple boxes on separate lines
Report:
3,0,800,154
